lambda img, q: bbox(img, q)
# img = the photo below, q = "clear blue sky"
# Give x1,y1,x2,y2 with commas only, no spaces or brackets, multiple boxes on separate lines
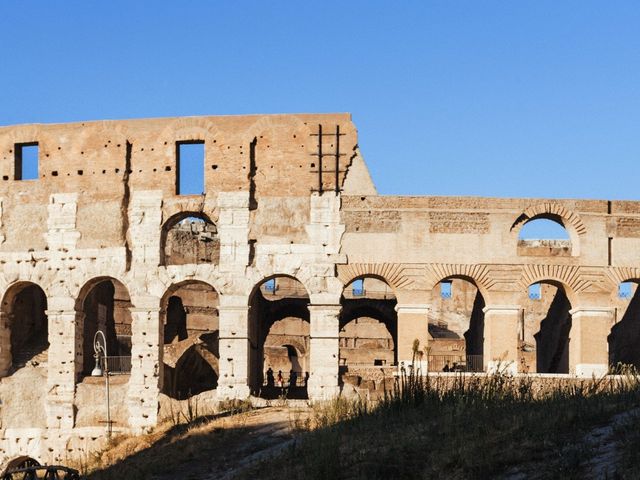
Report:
1,1,639,200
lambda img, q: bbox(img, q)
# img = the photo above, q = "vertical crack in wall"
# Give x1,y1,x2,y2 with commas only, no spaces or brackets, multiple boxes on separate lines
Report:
123,141,132,271
248,137,258,266
249,137,258,210
339,144,359,190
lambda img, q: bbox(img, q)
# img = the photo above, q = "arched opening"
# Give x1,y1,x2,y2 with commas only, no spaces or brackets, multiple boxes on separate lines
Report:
429,278,484,372
160,212,219,266
517,216,572,257
608,280,640,372
520,281,572,374
161,281,219,399
340,276,396,368
338,277,396,394
78,278,133,379
0,282,48,376
248,276,310,399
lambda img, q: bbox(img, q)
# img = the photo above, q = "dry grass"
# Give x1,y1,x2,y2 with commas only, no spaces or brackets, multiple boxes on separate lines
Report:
73,368,640,479
74,399,252,479
239,370,640,480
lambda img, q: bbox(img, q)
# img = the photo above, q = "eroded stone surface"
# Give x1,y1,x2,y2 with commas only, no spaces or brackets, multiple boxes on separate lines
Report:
0,113,638,464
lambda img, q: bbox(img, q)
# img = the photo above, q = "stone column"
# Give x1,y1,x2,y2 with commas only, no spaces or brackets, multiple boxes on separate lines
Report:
217,192,250,274
308,304,341,400
45,309,82,429
0,312,13,376
127,304,162,432
569,307,612,377
395,304,430,372
483,305,519,375
217,296,251,400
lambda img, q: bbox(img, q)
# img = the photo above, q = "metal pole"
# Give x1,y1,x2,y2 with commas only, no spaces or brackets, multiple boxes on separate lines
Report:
93,330,111,438
105,365,111,438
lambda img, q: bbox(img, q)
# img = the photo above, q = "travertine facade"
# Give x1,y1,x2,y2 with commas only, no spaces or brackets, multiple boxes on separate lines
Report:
0,113,639,463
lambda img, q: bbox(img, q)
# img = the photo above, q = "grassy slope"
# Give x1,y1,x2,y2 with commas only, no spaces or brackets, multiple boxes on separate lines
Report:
241,374,640,480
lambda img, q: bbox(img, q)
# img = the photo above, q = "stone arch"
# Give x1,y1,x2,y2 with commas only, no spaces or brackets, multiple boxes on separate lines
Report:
337,263,413,291
252,263,319,299
160,279,219,309
76,277,133,379
248,275,310,397
520,279,573,374
340,276,397,369
518,265,580,307
75,275,132,310
511,203,585,257
160,280,219,399
429,275,486,372
511,203,587,235
162,201,218,226
425,264,493,302
281,339,308,357
154,269,226,300
160,211,219,266
0,281,49,376
248,273,311,301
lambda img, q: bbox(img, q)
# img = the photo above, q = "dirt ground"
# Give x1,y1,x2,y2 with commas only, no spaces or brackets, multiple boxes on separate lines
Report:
89,406,310,480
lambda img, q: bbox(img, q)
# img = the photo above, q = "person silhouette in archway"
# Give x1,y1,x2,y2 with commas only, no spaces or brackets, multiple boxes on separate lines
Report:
266,367,275,387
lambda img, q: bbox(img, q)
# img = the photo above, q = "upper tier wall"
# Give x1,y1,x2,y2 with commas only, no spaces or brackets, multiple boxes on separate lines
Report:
0,113,362,200
0,114,368,251
341,195,640,267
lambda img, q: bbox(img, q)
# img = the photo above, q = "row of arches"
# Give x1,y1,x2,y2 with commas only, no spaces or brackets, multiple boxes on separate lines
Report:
431,276,640,374
159,211,581,270
0,274,398,400
2,272,639,400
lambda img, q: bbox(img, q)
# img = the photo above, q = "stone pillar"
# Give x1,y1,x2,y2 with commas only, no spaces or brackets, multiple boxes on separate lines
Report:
308,304,341,400
45,309,82,429
127,304,161,432
217,296,251,400
569,308,612,377
0,312,12,376
129,191,163,266
395,304,429,371
217,192,250,274
483,305,519,375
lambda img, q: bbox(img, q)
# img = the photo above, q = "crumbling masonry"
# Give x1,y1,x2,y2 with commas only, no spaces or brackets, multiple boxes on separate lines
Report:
0,113,639,463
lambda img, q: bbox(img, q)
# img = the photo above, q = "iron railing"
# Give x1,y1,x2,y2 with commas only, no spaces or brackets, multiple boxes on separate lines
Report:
102,355,132,374
339,361,395,367
427,354,484,373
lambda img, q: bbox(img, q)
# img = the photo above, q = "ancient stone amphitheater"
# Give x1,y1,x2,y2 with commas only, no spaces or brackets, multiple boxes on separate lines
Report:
0,113,639,464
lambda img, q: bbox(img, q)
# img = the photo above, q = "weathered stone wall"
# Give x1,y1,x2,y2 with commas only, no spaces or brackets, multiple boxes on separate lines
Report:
0,113,639,465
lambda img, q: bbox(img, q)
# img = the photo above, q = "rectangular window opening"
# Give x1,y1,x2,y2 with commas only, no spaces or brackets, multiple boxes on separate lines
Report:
15,142,39,180
176,141,205,195
528,283,542,300
352,279,365,296
440,281,452,299
619,282,633,299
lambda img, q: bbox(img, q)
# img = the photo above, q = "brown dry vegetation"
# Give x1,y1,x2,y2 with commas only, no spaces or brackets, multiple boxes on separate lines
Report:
241,372,640,480
76,399,263,479
77,373,640,479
